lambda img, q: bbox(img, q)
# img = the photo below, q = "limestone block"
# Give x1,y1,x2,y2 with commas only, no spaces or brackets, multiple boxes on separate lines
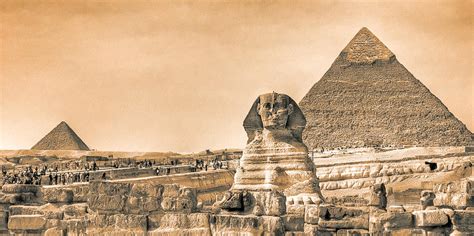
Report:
451,210,474,232
319,205,366,220
45,218,61,229
89,181,131,196
160,186,198,213
434,192,470,209
114,214,147,231
38,203,64,219
319,205,368,230
252,191,286,216
9,205,41,216
369,210,412,233
68,184,90,203
219,191,244,210
388,228,425,236
8,215,46,230
387,205,405,213
212,215,263,235
126,195,160,213
88,213,108,228
382,212,413,229
316,227,337,236
336,229,369,236
287,204,305,217
304,224,319,236
147,214,163,229
44,227,64,236
40,187,73,203
161,197,194,213
88,194,125,212
284,215,305,231
62,219,87,235
285,232,306,236
162,184,180,198
148,213,212,236
1,184,40,194
0,206,8,230
148,228,211,236
0,193,21,204
305,205,319,224
262,216,284,235
130,182,163,198
148,213,211,236
413,209,449,227
19,192,36,203
61,203,88,220
153,213,210,229
318,216,369,230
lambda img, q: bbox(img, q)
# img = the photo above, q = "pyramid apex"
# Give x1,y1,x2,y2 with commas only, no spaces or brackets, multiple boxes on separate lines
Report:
341,27,394,64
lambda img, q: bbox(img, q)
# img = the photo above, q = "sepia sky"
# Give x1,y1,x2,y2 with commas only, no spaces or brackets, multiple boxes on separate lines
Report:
1,0,472,153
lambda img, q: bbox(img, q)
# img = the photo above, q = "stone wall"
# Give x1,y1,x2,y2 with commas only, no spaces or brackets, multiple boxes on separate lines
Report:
0,179,472,235
315,150,473,193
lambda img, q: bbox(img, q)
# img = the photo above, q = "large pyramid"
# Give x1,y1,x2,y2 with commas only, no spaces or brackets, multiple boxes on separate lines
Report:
299,27,473,150
32,121,90,150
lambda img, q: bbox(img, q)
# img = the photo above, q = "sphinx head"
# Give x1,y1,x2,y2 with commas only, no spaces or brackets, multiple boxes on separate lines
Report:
243,92,306,143
257,93,294,129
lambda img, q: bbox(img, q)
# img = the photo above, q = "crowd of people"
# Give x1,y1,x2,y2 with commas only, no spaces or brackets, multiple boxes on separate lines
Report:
1,160,99,185
1,156,229,186
47,171,90,185
194,158,226,171
1,166,42,185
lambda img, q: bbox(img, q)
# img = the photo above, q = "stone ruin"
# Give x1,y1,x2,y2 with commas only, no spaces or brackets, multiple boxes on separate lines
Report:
0,92,472,235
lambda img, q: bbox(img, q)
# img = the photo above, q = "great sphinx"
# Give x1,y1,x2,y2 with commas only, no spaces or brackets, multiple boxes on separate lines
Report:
218,92,324,215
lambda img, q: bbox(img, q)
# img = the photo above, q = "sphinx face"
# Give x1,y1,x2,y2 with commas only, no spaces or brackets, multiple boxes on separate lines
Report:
257,93,293,129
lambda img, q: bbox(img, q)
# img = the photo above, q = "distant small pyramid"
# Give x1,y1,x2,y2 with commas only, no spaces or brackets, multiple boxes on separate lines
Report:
31,121,90,150
299,27,473,150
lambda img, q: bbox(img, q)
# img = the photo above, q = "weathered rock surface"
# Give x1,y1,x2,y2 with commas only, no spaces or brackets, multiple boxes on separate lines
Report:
300,27,473,150
413,209,449,227
318,205,369,230
8,215,46,231
223,93,323,214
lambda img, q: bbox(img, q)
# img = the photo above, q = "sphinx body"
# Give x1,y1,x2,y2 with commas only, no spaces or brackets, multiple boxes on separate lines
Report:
228,92,324,208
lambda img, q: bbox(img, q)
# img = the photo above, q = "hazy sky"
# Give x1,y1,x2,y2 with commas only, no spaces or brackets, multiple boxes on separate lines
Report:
1,0,472,152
